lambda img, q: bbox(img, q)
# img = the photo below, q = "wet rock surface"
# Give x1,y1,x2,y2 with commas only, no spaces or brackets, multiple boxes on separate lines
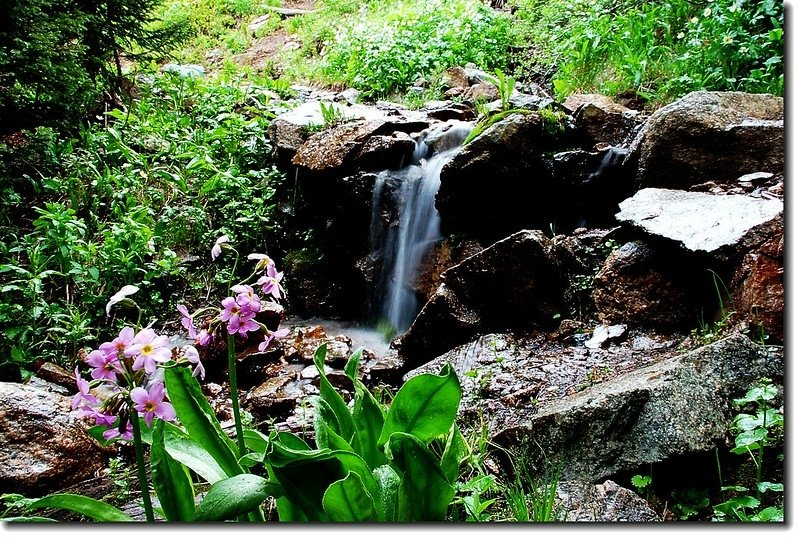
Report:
556,480,661,522
0,381,114,495
615,188,783,257
397,230,570,368
626,91,784,189
562,93,643,147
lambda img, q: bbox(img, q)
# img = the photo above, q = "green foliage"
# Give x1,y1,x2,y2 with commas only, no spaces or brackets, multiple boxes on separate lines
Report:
0,0,185,129
316,0,512,97
510,0,783,104
713,378,784,522
251,345,465,521
0,72,286,378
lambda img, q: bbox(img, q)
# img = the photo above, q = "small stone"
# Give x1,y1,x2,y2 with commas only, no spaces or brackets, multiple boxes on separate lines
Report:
738,171,774,184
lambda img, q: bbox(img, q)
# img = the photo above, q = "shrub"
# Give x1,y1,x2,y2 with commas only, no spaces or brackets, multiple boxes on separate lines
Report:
320,0,512,97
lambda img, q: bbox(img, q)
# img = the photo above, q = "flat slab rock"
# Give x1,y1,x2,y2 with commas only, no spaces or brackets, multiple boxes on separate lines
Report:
556,480,660,522
616,188,783,255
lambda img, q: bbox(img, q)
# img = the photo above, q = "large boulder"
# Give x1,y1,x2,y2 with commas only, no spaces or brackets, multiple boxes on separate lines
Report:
625,91,783,189
615,188,783,259
436,112,570,241
396,230,570,367
0,380,114,494
268,100,427,165
591,241,704,329
562,93,643,147
490,333,782,483
407,332,782,484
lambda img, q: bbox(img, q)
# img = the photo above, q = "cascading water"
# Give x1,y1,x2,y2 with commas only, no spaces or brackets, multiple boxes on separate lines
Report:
369,123,472,333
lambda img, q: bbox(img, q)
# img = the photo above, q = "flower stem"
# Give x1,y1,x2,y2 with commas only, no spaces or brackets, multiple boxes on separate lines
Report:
227,333,245,456
130,411,155,522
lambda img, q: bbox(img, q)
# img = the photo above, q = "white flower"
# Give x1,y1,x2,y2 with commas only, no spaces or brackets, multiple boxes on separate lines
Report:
211,235,230,260
677,32,685,39
704,8,712,16
105,285,139,317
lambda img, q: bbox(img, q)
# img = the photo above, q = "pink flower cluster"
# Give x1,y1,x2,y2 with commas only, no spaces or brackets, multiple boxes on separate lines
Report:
184,244,290,353
72,325,202,441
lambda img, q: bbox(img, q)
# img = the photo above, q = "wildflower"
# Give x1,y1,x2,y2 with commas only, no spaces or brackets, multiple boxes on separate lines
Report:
105,285,139,317
704,7,711,16
232,284,262,313
184,345,205,379
177,304,194,332
124,328,173,374
220,297,259,336
130,383,176,427
86,349,123,382
247,253,273,272
258,327,290,352
188,322,213,347
98,326,135,359
103,421,133,441
728,4,738,13
690,17,698,24
71,367,98,410
723,35,734,45
739,46,748,54
211,235,230,260
677,32,685,39
256,262,285,300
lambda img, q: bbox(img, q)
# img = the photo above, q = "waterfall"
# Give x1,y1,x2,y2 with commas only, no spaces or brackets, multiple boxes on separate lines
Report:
369,122,472,333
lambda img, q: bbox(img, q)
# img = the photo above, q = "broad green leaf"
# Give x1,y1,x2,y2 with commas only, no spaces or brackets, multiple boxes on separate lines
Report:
151,420,195,521
388,432,455,521
193,474,281,522
27,494,133,522
314,344,356,443
754,506,784,522
344,348,364,381
164,366,243,480
378,363,461,447
315,399,354,452
323,471,378,522
163,430,228,484
440,424,468,483
344,348,387,469
372,465,400,522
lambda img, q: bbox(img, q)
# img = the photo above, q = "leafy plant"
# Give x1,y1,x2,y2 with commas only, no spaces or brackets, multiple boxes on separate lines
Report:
250,344,466,521
713,378,784,522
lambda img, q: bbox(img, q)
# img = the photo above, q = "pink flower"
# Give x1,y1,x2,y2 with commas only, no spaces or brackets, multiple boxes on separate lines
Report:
86,349,123,382
220,297,259,336
177,304,194,332
103,421,133,441
258,327,290,352
131,383,176,427
232,284,261,313
256,262,285,300
71,367,98,410
98,326,135,359
75,406,116,427
184,345,205,379
211,235,229,261
105,285,139,317
124,328,173,374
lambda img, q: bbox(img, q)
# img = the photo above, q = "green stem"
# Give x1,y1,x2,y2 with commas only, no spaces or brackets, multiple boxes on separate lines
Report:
227,333,245,456
131,410,155,522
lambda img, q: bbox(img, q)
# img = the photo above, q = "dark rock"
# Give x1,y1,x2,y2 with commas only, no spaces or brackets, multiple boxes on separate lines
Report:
463,82,500,103
556,480,661,522
355,132,417,170
730,221,784,343
0,381,114,495
437,112,563,241
615,188,783,259
34,362,75,391
592,241,700,329
562,93,643,147
397,230,570,367
489,333,782,483
626,91,783,189
423,102,475,122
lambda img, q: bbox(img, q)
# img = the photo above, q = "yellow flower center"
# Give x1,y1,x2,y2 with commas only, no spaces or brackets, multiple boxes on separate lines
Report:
142,343,153,355
144,402,157,412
